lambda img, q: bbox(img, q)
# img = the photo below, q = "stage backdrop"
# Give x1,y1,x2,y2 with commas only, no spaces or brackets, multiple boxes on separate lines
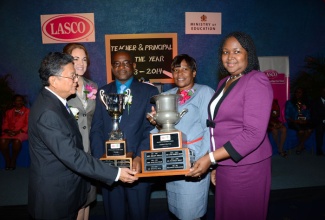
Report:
259,56,290,122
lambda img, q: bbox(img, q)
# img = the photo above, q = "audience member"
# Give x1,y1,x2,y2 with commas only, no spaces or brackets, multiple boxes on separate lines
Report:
186,31,273,220
147,54,214,219
28,52,138,220
0,94,29,170
285,87,313,154
268,99,287,158
64,43,98,220
311,86,325,156
90,50,159,220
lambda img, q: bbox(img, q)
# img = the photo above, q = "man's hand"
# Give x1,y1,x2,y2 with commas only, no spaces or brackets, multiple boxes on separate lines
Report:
118,168,138,183
132,156,142,173
186,154,211,178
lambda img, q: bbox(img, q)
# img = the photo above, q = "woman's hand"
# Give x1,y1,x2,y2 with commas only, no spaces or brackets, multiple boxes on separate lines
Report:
210,169,216,186
146,106,157,125
186,154,211,178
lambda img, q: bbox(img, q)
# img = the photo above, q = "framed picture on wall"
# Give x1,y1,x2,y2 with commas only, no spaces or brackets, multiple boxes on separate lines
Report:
105,33,178,84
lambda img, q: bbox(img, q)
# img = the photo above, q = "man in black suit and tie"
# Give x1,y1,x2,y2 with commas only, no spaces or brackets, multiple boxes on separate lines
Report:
90,50,159,220
311,86,325,155
28,52,138,220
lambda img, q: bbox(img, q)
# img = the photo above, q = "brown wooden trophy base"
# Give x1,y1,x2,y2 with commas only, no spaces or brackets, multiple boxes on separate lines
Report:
100,155,132,169
135,131,192,178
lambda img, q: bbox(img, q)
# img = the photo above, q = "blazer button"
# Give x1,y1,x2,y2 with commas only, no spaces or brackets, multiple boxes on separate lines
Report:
83,114,87,117
83,126,86,129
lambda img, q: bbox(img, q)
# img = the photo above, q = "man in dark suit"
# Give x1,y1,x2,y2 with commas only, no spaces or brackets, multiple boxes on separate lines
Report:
28,52,138,220
311,86,325,155
90,50,159,220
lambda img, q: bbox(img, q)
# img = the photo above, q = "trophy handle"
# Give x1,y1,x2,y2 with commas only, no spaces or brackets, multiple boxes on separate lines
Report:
123,89,131,109
179,108,188,118
174,108,188,125
100,90,109,110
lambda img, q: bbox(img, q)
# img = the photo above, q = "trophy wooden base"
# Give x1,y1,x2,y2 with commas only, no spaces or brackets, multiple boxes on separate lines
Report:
135,169,190,177
135,147,191,178
100,155,132,169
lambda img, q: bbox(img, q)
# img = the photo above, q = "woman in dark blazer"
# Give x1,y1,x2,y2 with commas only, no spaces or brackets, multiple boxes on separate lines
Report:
187,32,273,219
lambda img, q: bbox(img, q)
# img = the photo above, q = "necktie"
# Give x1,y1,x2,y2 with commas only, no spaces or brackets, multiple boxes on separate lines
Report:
65,103,71,113
119,84,126,94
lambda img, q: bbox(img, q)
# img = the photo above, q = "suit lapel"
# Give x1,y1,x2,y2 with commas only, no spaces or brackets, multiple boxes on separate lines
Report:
209,77,241,120
43,88,81,142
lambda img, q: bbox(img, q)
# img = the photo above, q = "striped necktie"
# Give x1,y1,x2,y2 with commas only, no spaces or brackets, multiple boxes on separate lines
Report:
65,103,71,113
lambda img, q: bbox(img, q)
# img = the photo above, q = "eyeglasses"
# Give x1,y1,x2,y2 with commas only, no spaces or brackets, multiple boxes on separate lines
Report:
112,60,133,68
57,74,79,80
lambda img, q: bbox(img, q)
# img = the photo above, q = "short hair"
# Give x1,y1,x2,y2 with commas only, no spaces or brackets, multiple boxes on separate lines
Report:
218,31,260,76
111,50,135,63
38,52,74,86
63,43,90,66
171,54,197,72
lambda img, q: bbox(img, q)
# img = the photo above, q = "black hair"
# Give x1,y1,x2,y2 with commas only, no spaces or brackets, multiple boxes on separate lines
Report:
218,31,260,77
38,52,74,86
111,50,135,63
171,54,197,72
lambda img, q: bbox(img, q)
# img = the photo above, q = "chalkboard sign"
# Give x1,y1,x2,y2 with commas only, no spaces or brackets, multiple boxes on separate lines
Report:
105,33,177,83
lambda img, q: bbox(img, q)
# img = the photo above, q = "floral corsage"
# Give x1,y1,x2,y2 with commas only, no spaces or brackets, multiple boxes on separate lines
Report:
84,84,97,100
70,107,79,120
124,89,132,114
179,88,196,105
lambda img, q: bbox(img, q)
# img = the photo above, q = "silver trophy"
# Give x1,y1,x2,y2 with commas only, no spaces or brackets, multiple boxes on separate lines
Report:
100,90,126,140
137,94,191,177
99,89,132,165
149,94,188,133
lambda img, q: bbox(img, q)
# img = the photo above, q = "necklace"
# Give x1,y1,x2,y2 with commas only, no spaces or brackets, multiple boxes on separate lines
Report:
229,73,243,80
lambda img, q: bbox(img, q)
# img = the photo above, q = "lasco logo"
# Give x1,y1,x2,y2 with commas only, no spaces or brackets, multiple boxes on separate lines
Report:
41,14,95,43
264,70,278,78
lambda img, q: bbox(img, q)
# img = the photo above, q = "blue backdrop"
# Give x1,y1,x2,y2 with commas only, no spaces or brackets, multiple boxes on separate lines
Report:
1,0,324,105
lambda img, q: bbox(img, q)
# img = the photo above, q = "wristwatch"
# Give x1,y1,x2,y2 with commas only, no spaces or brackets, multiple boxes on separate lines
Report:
209,152,217,165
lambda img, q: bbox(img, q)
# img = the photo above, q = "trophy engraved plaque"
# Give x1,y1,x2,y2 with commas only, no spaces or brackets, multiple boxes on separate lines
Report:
99,89,132,169
101,158,131,168
150,131,182,150
136,94,193,177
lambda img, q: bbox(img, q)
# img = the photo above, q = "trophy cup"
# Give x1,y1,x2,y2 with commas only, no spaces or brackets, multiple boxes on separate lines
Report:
99,89,132,169
136,93,194,177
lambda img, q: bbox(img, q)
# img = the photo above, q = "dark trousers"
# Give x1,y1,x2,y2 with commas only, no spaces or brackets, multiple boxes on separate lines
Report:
315,123,325,154
102,181,152,220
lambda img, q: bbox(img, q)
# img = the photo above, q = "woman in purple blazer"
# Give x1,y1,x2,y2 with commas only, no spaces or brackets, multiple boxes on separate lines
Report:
187,32,273,219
